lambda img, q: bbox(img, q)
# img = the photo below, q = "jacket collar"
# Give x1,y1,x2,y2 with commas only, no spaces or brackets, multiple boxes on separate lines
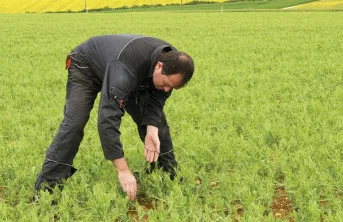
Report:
148,45,173,77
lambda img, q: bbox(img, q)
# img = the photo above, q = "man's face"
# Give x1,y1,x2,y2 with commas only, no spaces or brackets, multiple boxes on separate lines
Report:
152,62,183,92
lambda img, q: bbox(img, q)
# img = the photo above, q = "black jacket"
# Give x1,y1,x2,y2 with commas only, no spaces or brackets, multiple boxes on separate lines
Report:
72,34,176,160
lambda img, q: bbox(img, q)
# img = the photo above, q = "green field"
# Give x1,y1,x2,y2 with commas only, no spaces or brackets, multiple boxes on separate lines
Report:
1,11,343,221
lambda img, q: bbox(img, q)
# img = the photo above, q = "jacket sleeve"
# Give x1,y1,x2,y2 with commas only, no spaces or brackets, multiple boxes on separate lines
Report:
98,61,135,160
141,88,172,127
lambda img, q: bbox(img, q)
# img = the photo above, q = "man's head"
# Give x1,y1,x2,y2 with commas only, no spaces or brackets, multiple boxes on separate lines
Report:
152,51,194,92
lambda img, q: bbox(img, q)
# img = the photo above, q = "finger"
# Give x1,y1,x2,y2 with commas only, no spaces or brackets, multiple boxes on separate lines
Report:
130,182,137,201
146,150,150,161
147,150,151,162
132,183,137,200
156,141,160,154
149,150,154,162
127,190,132,200
146,150,150,162
128,185,134,201
144,148,148,159
122,184,127,193
153,137,160,153
149,151,154,163
133,185,137,200
145,149,151,161
154,151,159,162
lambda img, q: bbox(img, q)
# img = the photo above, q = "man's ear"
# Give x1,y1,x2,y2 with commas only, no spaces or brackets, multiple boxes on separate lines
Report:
157,61,163,68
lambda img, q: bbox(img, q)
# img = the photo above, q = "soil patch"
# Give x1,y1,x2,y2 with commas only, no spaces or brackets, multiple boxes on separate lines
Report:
127,194,154,221
271,186,294,221
195,178,202,185
233,207,244,222
334,187,342,198
0,186,6,199
231,199,244,222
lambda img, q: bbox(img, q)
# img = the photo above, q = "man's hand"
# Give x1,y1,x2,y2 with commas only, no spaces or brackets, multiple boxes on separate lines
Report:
118,170,137,200
113,158,137,200
144,125,160,162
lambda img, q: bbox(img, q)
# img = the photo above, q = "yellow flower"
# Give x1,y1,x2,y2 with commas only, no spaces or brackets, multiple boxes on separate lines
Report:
0,0,226,13
295,0,343,10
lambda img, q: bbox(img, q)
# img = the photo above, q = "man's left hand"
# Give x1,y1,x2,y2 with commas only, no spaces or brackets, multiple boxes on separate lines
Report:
144,125,160,162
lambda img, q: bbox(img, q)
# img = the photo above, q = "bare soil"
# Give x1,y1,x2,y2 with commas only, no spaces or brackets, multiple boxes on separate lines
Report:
0,186,5,199
233,207,244,222
127,194,154,221
271,186,294,221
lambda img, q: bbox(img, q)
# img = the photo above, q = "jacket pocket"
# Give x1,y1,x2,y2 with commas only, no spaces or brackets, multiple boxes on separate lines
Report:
109,87,127,108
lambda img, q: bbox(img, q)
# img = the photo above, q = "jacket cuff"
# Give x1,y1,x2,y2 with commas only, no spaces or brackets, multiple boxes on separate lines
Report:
141,118,160,128
104,150,124,161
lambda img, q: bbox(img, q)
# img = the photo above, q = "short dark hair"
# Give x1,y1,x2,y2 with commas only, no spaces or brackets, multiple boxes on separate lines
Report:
158,51,194,87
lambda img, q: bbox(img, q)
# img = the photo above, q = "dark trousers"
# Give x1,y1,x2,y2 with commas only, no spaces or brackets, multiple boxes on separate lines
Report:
34,63,178,192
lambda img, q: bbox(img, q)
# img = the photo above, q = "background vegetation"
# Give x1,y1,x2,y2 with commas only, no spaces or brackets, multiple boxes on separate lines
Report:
1,10,343,221
0,0,226,13
0,0,324,13
295,0,343,10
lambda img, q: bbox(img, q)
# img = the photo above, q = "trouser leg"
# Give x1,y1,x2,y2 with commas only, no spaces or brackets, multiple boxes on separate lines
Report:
124,98,178,179
34,66,99,192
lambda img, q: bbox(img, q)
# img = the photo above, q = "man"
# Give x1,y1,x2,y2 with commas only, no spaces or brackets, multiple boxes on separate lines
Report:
34,34,194,201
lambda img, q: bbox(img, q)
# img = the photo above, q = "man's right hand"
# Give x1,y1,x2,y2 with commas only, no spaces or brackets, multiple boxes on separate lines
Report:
113,157,137,200
118,170,137,201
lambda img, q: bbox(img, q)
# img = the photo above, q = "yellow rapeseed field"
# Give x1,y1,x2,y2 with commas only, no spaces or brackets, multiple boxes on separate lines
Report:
0,0,225,13
295,0,343,9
